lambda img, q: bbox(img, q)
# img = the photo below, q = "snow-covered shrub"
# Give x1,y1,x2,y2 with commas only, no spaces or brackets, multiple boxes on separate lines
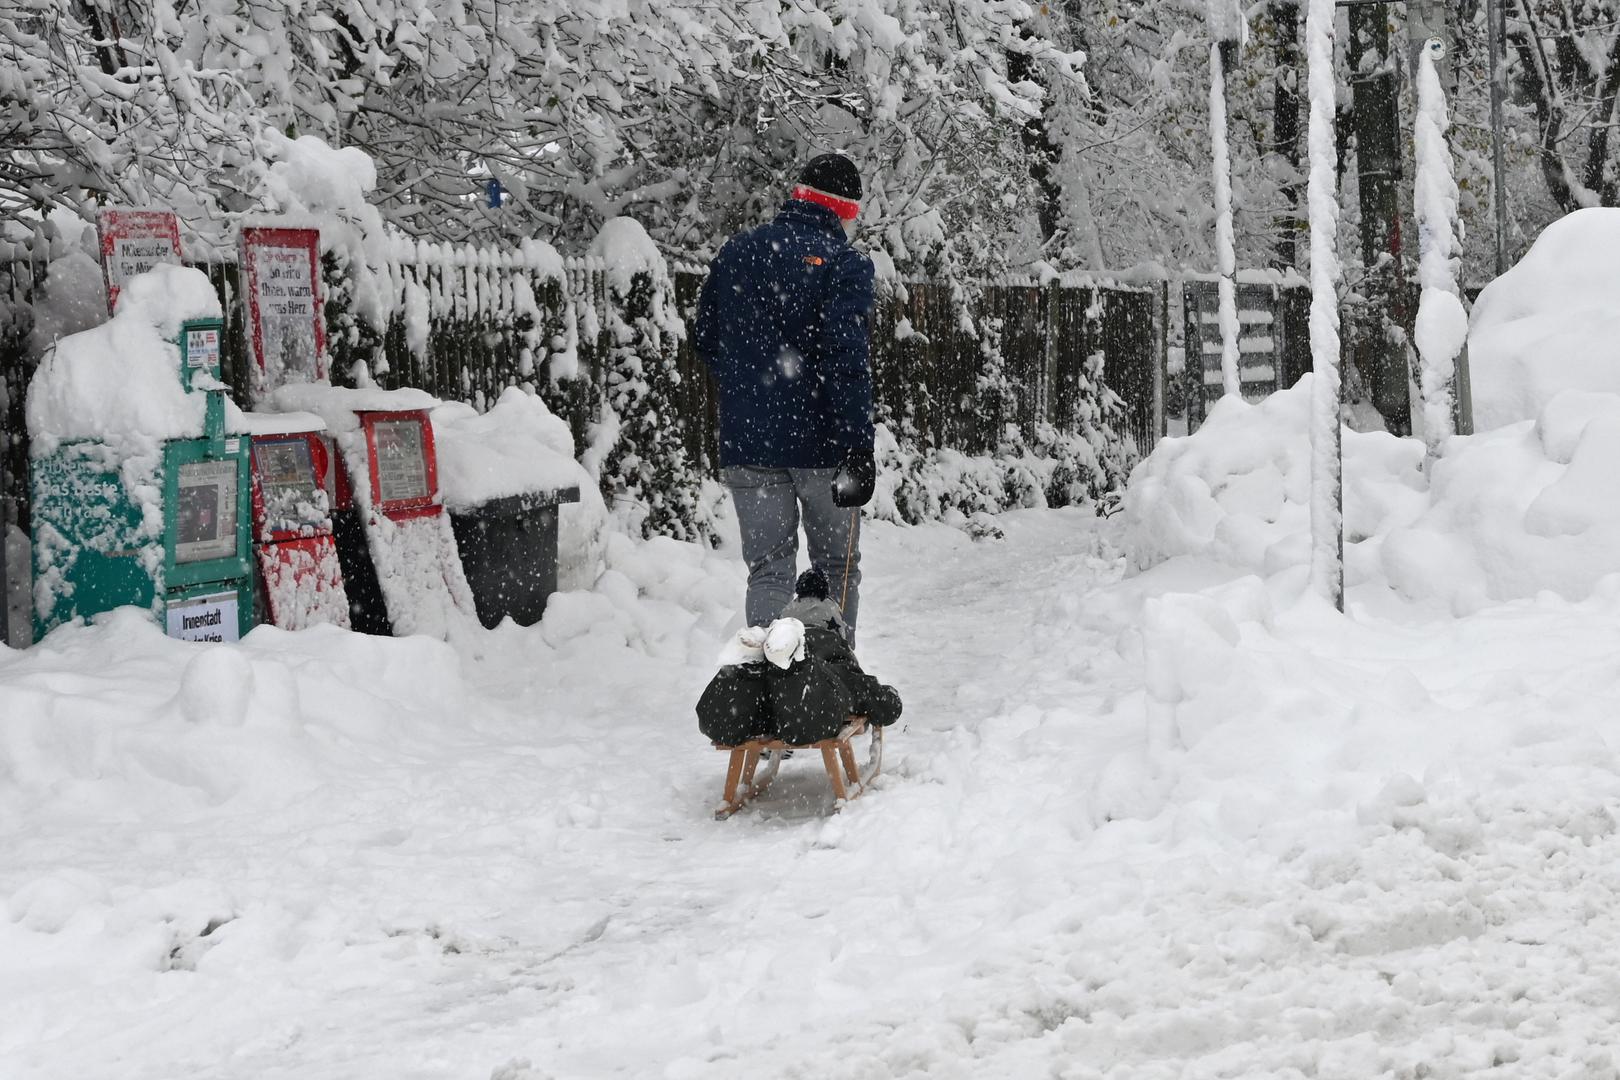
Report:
869,288,1138,526
585,219,713,544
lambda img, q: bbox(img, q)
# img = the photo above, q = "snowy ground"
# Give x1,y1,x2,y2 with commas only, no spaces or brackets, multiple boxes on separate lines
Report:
8,508,1620,1079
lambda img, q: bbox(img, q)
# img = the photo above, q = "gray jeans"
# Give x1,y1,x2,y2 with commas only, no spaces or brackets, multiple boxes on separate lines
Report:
722,466,861,644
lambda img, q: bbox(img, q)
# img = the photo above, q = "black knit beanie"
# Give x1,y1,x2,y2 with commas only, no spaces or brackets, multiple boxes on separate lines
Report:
796,154,862,203
794,567,831,601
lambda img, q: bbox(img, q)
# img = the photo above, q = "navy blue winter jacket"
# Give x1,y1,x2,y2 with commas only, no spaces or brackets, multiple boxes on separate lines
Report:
693,200,876,469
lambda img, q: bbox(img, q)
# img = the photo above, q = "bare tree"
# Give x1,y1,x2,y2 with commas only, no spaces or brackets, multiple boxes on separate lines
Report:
1507,0,1620,210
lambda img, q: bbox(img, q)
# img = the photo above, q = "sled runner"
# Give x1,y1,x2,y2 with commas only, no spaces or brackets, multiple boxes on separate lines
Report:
713,716,884,820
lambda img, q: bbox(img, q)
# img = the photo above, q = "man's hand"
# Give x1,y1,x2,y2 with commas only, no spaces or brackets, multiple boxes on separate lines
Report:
831,447,876,507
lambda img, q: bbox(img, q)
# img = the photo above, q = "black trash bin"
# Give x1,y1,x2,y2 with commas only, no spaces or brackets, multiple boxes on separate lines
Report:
448,486,580,629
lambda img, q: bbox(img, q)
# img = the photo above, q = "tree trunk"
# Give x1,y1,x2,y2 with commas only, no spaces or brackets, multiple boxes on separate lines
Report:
1347,1,1413,435
1271,1,1303,269
1007,35,1064,247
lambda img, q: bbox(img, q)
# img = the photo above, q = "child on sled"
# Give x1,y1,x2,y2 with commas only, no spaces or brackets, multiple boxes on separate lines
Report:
696,568,902,746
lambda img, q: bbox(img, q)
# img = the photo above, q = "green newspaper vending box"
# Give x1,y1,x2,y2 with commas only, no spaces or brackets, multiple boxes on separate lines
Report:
31,315,254,642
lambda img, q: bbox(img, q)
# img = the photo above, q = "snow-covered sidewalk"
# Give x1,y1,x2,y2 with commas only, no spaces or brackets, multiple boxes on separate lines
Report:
8,509,1620,1078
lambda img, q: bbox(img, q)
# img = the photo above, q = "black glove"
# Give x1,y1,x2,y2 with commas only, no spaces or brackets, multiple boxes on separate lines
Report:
831,447,876,508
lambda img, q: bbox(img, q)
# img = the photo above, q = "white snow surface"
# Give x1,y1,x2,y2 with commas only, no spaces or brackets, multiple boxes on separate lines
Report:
26,265,245,456
10,490,1620,1076
239,410,327,437
1470,207,1620,430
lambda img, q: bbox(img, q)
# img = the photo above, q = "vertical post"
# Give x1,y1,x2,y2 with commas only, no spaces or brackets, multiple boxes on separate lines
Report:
1271,1,1304,270
1207,1,1246,399
1211,43,1242,399
1346,0,1412,437
1155,279,1169,441
1306,0,1344,612
1486,0,1509,276
1412,39,1466,465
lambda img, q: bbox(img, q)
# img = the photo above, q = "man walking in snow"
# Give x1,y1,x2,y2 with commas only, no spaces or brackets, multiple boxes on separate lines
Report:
694,153,878,646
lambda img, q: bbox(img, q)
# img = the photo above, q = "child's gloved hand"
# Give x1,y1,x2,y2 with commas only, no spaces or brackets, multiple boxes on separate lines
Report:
763,618,807,669
718,625,769,667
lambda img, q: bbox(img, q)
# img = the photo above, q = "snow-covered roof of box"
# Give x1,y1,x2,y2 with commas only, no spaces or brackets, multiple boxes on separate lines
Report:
239,410,328,437
26,264,245,455
431,387,587,511
268,383,440,434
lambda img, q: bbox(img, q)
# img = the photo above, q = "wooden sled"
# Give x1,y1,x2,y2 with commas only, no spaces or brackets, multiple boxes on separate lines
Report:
713,717,884,820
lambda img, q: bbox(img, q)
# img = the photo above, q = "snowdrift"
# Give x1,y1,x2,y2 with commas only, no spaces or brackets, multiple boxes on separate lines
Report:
1124,376,1620,611
1469,206,1620,430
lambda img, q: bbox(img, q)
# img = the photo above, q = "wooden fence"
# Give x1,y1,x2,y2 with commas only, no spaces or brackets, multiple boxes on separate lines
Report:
1182,274,1312,430
0,244,1170,539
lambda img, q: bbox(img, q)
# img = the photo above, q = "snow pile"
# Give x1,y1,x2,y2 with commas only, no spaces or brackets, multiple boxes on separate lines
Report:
1123,379,1423,584
1469,207,1620,430
586,216,665,301
430,388,585,510
26,264,244,457
1125,377,1620,610
1379,391,1620,609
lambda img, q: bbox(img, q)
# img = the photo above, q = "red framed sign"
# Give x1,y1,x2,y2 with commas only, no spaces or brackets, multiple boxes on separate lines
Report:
97,209,182,314
250,431,335,543
239,226,326,404
359,410,441,520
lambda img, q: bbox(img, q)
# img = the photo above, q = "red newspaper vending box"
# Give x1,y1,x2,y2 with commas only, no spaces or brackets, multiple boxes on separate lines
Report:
250,430,351,629
331,409,474,637
362,410,440,521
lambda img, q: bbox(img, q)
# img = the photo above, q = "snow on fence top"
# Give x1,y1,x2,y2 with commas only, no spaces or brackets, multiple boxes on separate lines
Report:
1184,267,1310,288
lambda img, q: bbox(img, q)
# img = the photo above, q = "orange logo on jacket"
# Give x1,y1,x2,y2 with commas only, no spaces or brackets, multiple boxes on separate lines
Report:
803,255,824,266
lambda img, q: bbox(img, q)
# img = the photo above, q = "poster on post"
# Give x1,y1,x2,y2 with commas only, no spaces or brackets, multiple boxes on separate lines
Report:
239,226,326,405
97,209,182,314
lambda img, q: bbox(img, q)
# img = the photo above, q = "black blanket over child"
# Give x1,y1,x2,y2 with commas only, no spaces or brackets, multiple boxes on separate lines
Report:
697,569,902,746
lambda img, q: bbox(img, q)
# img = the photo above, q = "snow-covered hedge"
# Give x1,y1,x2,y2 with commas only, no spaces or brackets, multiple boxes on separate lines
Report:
314,226,1140,538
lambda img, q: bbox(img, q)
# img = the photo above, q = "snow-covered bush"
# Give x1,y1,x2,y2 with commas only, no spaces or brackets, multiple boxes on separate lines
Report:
869,286,1137,525
584,219,713,544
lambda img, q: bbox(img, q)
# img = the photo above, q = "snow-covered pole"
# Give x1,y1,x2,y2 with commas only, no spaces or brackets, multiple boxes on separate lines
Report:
1412,38,1467,464
1207,0,1246,398
1305,0,1343,611
1485,0,1509,276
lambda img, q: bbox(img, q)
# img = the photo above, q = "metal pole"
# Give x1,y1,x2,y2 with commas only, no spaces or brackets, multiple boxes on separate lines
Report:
1486,0,1509,275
